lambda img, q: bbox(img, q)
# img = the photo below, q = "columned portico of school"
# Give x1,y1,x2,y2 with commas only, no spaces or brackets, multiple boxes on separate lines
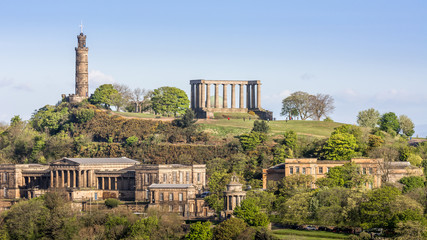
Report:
190,80,263,117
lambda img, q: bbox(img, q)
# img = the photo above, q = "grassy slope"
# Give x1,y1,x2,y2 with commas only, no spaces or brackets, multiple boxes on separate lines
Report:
272,229,350,240
113,111,344,138
197,119,344,138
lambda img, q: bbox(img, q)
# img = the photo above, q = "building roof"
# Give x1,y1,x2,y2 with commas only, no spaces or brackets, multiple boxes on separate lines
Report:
59,157,140,165
148,184,194,189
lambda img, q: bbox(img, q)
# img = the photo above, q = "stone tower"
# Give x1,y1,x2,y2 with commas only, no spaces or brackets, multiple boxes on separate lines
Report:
223,174,246,218
75,32,89,98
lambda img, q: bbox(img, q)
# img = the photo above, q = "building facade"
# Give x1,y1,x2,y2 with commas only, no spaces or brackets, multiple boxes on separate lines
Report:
0,158,209,216
262,158,423,189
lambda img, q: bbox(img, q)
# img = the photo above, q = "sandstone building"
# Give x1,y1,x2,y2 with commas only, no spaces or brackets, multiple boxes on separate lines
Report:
0,158,210,217
262,158,423,189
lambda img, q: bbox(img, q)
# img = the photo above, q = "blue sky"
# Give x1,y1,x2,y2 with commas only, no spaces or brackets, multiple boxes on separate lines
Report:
1,1,426,136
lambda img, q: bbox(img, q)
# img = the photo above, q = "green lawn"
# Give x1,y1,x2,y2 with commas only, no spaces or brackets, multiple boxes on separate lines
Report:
114,112,164,119
197,119,344,138
272,229,351,240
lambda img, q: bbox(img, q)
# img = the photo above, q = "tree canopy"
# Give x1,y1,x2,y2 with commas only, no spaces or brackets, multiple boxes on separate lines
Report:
89,84,118,109
379,112,400,134
281,91,334,120
357,108,380,128
151,86,189,117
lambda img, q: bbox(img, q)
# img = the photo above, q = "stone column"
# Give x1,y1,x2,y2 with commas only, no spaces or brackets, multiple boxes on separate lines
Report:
195,83,200,108
223,84,228,108
61,170,64,188
206,84,211,109
50,171,53,188
246,84,251,108
239,84,244,108
251,84,256,109
88,170,91,188
214,84,219,108
197,83,202,109
115,177,118,190
74,170,77,188
231,84,236,108
109,177,113,190
67,170,71,187
190,83,195,109
201,83,205,109
83,170,87,188
257,83,261,109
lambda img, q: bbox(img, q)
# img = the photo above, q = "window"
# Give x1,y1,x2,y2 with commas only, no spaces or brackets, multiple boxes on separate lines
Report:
296,167,300,173
289,167,294,174
160,193,164,201
173,172,177,183
179,172,183,183
169,205,173,212
179,193,183,201
327,167,330,173
197,173,201,182
186,172,190,182
363,168,367,175
3,187,7,198
146,190,150,200
163,174,167,183
369,168,373,175
145,174,148,184
179,205,183,212
169,193,173,201
319,167,323,174
302,168,306,174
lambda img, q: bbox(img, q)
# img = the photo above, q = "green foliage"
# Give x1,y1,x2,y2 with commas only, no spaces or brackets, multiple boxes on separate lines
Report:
252,120,270,133
71,108,95,123
104,198,121,208
151,86,189,117
360,186,424,229
407,153,423,166
281,91,313,120
205,172,231,213
105,215,129,239
316,163,368,188
368,134,384,148
172,108,196,128
322,132,358,160
379,112,400,134
3,197,49,240
323,117,333,122
31,104,70,134
399,114,415,137
282,130,297,149
399,176,425,193
276,174,313,199
10,115,22,126
239,132,266,151
128,215,159,239
89,84,118,109
234,197,270,227
279,191,315,225
212,218,248,240
125,136,139,146
357,108,380,128
185,221,212,240
272,144,293,165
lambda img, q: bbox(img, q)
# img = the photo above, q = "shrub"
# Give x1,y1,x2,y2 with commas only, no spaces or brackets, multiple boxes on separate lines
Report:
104,198,121,208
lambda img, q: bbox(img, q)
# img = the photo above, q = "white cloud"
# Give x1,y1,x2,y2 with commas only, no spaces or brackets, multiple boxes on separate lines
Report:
0,77,32,91
89,70,115,89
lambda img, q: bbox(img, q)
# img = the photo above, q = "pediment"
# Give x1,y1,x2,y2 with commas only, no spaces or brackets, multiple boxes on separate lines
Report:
50,158,80,166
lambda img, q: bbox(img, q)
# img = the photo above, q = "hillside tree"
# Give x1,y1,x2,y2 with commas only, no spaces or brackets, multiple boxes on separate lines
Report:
151,86,189,117
357,108,380,128
89,84,118,109
311,93,335,120
399,115,415,137
281,91,314,120
379,112,400,134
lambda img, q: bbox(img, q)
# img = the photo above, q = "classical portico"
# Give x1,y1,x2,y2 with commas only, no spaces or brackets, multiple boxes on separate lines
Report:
223,174,246,218
190,80,265,118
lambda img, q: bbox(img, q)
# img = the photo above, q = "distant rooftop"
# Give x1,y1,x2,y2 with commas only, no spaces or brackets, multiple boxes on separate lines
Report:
148,184,194,189
61,157,140,165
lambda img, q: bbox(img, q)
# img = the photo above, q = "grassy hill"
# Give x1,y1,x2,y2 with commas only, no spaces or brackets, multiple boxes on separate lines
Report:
197,119,344,138
114,111,344,139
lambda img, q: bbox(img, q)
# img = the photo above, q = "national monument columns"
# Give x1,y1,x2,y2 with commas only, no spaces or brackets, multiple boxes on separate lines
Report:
190,79,272,120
